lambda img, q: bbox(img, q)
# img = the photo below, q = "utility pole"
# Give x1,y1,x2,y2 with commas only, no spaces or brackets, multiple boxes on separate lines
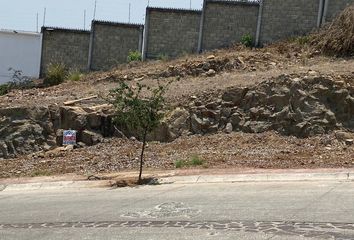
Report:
36,13,39,32
190,0,192,9
84,10,86,29
93,0,97,20
43,8,46,26
128,3,131,23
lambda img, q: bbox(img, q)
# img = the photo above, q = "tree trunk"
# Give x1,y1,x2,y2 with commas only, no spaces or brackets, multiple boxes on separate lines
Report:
138,128,148,184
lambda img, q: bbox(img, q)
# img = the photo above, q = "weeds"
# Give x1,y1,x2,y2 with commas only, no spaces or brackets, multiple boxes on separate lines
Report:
30,169,52,177
294,36,310,45
175,155,205,168
127,51,142,63
0,84,9,96
241,34,253,48
157,53,169,61
68,70,83,81
44,63,67,86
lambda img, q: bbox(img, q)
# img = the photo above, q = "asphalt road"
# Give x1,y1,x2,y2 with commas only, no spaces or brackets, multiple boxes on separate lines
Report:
1,181,354,240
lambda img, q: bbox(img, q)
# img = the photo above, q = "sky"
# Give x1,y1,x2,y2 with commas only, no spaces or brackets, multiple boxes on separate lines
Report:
0,0,204,32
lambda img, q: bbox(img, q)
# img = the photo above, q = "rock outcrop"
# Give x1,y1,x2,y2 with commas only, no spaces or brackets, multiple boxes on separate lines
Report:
1,73,353,159
188,74,354,137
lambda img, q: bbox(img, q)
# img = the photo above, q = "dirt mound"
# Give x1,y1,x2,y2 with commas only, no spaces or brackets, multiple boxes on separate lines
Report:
311,5,354,56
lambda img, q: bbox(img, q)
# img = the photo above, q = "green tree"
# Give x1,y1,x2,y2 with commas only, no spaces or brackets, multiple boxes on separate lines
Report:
110,81,168,184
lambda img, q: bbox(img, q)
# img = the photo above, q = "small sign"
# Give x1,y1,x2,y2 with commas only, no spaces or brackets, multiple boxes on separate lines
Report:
63,130,77,145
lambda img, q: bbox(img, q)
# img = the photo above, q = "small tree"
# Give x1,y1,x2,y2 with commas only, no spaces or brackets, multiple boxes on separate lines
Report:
110,81,168,184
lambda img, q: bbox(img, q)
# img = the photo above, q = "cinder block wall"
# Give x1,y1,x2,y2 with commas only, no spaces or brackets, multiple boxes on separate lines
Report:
144,7,201,59
200,0,259,51
259,0,321,45
40,27,90,76
325,0,354,21
89,21,144,71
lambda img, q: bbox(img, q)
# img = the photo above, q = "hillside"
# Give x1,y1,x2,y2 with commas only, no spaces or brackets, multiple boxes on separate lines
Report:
1,10,354,178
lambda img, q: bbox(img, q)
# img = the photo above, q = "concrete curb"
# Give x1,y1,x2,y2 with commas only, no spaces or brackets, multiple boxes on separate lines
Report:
0,180,112,192
158,172,354,184
1,171,354,192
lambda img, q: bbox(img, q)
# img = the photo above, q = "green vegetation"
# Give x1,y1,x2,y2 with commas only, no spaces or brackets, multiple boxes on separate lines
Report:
175,155,205,168
111,80,169,184
127,51,142,63
30,169,52,177
44,63,68,86
294,36,310,45
68,70,83,82
157,53,169,61
0,83,9,96
241,34,253,48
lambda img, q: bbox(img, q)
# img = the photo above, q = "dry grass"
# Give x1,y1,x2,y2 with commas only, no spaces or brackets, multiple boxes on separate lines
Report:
311,5,354,56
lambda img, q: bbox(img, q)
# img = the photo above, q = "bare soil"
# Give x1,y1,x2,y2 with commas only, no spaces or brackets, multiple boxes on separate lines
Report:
2,44,354,109
0,41,354,179
0,131,353,179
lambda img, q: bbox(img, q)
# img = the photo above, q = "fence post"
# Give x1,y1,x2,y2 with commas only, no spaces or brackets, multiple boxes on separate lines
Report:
317,0,325,27
142,8,150,61
87,20,95,71
138,25,144,54
321,0,329,25
255,0,264,47
197,0,207,53
39,27,46,78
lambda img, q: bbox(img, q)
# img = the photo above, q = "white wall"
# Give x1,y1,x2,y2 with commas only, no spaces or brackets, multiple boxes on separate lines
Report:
0,30,42,84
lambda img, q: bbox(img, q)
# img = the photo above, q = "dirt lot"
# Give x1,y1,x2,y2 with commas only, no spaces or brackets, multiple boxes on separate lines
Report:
2,44,354,109
0,131,353,179
0,41,354,179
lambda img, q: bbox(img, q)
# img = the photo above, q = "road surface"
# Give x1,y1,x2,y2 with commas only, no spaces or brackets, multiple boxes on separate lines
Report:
1,181,354,239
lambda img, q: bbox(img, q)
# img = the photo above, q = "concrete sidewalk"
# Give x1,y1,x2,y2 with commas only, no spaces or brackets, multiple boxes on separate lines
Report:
1,168,354,192
159,171,354,184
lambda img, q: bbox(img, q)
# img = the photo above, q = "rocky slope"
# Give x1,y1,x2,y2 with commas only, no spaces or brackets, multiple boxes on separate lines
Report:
188,73,354,137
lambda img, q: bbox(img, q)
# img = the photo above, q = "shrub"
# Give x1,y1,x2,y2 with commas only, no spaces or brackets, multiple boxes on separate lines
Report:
0,84,9,96
8,68,33,89
68,70,82,82
127,51,142,63
241,34,253,48
44,63,67,86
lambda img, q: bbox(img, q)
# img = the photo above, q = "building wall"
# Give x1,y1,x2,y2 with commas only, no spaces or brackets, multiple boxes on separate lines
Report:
259,0,321,45
40,27,90,76
325,0,354,21
0,31,41,84
144,8,201,59
201,0,259,51
90,21,144,71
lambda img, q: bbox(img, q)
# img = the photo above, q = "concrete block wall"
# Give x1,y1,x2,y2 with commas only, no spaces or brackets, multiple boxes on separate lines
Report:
259,0,322,45
40,27,90,76
200,0,260,51
89,21,144,71
324,0,354,22
38,0,354,76
144,7,202,59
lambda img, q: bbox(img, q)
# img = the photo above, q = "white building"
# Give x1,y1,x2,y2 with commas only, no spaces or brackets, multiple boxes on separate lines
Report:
0,30,42,84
